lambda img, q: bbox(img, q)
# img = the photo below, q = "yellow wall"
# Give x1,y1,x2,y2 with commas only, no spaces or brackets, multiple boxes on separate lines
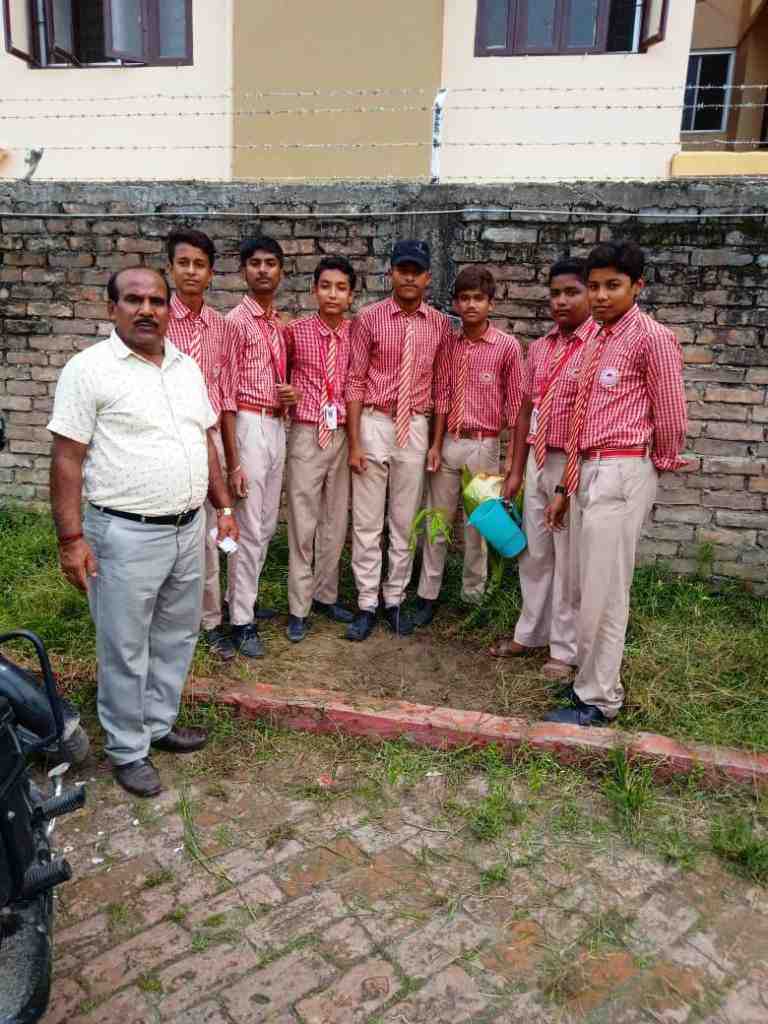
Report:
231,1,443,181
0,0,233,181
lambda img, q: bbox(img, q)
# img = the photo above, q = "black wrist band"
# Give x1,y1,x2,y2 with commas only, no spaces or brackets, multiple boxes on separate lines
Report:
554,485,566,495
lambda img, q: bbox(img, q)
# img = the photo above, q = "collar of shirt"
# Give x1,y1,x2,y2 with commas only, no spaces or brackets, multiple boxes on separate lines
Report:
170,292,213,327
108,329,183,371
313,314,350,340
546,316,597,347
242,293,280,323
457,323,496,346
385,296,428,319
595,304,641,342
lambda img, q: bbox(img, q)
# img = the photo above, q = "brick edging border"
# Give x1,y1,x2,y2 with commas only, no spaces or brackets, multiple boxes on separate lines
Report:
185,680,768,788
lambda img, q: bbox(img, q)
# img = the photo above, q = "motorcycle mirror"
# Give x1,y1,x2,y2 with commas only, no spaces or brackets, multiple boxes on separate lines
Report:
48,763,70,779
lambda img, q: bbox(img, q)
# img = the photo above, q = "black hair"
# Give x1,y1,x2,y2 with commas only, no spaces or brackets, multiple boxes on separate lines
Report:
548,257,587,284
313,255,357,291
239,235,284,268
107,266,171,303
585,241,645,283
167,228,216,269
452,265,496,300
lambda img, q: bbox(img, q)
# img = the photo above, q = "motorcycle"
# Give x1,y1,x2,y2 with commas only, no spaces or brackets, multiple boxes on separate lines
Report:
0,631,87,1023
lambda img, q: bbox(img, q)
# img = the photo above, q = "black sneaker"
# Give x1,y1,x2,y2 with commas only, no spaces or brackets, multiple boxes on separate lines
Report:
543,705,608,728
312,600,355,624
346,610,377,642
411,597,435,628
231,623,265,658
287,615,309,643
383,604,415,636
203,626,236,662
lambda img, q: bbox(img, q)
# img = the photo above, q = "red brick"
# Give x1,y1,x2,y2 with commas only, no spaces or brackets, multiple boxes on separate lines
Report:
156,941,259,1018
221,950,335,1023
80,921,189,997
296,959,396,1023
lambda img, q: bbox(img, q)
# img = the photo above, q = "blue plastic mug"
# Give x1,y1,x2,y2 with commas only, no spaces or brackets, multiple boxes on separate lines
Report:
468,499,527,559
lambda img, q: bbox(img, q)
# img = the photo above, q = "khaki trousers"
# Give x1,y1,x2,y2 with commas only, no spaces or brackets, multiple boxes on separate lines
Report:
287,424,350,617
228,411,286,626
514,450,580,664
573,455,658,718
417,434,500,602
351,409,429,611
201,427,226,632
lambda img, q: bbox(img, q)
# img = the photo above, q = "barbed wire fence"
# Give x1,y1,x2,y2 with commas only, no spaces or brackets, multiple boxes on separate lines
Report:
1,81,766,185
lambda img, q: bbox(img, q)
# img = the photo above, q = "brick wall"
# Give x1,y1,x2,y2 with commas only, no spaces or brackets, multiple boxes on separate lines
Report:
1,181,767,592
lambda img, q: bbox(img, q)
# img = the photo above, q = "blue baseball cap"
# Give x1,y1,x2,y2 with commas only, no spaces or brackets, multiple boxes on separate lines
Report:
391,239,431,271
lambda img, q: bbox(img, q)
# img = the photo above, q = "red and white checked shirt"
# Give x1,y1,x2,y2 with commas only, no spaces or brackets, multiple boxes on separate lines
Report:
166,294,238,419
285,314,351,425
345,297,452,412
434,324,525,433
571,304,687,471
523,317,600,448
226,294,287,411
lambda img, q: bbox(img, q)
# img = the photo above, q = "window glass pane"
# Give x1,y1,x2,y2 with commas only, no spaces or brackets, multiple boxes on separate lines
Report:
482,0,509,49
53,0,74,53
158,0,187,58
567,0,598,48
522,0,556,48
681,55,698,132
607,0,638,52
110,0,142,54
694,53,731,131
77,0,108,62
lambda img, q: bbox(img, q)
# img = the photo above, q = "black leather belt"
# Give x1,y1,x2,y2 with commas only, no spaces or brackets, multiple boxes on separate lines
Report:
90,504,199,527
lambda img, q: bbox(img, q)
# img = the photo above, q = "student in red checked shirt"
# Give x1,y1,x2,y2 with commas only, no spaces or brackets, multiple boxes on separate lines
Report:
544,241,687,727
166,229,240,663
223,236,300,659
283,256,357,643
411,265,524,626
489,258,598,676
345,240,452,641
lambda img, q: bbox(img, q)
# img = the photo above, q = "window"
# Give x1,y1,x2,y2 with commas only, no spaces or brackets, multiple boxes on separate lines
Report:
3,0,192,67
474,0,668,56
681,51,734,133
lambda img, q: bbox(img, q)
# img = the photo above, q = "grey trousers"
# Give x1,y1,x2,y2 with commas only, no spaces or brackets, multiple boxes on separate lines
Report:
84,505,205,766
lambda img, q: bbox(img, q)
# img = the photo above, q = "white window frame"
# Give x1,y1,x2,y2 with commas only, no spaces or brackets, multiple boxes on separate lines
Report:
682,48,736,134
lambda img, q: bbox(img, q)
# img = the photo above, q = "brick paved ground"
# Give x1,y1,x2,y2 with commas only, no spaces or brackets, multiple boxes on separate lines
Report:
42,736,768,1024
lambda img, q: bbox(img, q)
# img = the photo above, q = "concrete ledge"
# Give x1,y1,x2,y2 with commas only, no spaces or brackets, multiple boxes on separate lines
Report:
185,680,768,789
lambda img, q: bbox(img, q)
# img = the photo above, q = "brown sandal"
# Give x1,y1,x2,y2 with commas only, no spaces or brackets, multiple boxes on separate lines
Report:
488,637,536,658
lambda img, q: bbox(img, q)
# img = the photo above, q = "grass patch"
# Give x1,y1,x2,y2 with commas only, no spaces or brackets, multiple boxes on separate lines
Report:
144,868,174,889
603,749,655,836
464,782,524,841
106,902,136,932
710,814,768,882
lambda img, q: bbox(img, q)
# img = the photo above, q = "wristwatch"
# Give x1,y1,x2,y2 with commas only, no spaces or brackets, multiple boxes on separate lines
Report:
554,486,566,496
217,506,234,516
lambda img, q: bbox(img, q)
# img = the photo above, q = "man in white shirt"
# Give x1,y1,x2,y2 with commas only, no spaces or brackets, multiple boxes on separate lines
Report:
48,267,238,798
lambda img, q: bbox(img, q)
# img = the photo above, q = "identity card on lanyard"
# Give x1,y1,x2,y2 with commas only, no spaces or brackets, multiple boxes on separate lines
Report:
321,355,338,430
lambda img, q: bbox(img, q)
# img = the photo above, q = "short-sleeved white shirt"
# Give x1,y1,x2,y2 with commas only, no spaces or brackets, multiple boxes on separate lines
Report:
48,330,217,516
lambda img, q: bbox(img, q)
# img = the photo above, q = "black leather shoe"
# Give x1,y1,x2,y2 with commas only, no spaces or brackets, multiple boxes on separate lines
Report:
411,597,435,628
113,758,163,797
254,605,279,621
152,727,209,753
383,604,415,636
543,705,608,727
287,615,309,642
203,626,236,662
346,610,377,642
232,623,265,657
312,600,355,624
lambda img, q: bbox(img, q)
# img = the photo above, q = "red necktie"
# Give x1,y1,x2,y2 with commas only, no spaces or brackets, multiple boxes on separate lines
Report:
395,317,416,448
532,341,570,469
564,329,609,496
447,343,470,439
318,329,337,449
